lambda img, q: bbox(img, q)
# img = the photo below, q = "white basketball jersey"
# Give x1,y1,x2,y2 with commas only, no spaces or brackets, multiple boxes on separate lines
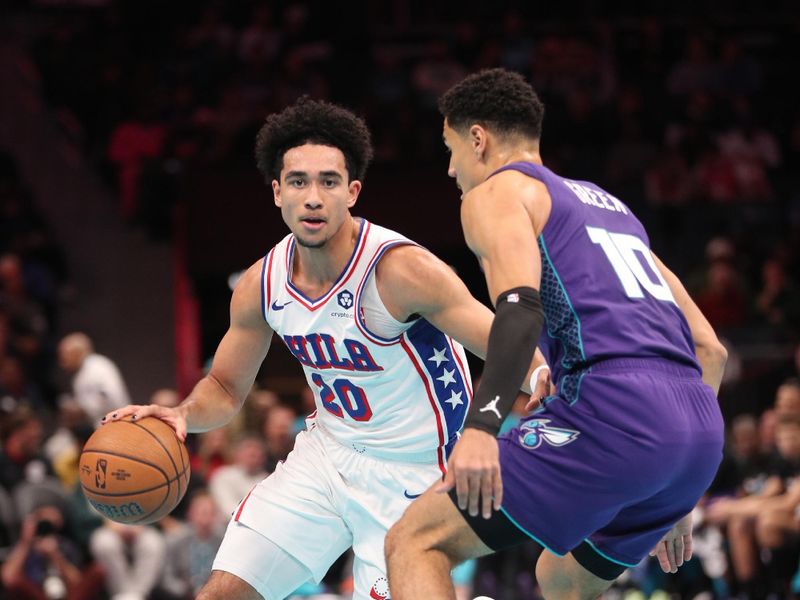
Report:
261,219,472,473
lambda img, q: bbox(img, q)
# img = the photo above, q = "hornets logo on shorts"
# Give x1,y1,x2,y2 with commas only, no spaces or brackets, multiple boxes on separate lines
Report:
518,419,580,450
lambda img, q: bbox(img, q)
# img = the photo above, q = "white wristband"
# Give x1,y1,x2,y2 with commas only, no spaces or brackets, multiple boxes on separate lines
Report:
529,364,550,392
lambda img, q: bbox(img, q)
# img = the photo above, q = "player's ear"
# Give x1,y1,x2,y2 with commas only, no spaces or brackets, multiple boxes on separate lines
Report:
272,179,281,207
347,180,362,208
469,124,487,159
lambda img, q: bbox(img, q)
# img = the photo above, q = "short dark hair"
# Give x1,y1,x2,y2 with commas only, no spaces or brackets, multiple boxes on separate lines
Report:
255,96,373,182
439,68,545,140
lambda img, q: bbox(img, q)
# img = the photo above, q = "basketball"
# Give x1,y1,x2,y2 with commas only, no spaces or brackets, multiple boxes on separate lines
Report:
79,416,190,525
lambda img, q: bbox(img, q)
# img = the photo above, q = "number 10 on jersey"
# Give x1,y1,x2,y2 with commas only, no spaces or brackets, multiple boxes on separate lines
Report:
586,226,676,303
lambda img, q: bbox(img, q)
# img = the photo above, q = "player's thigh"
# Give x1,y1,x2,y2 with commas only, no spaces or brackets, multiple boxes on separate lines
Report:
536,550,614,600
386,486,492,564
197,570,262,600
211,519,317,600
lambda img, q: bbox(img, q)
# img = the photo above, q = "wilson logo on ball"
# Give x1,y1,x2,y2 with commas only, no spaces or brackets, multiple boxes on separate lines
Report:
95,459,108,489
88,499,145,519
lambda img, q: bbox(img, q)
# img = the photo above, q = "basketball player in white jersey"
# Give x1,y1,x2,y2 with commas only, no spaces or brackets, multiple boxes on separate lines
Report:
103,97,549,600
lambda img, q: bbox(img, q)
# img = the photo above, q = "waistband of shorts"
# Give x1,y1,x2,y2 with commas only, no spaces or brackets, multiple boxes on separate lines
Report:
314,420,448,465
579,357,701,379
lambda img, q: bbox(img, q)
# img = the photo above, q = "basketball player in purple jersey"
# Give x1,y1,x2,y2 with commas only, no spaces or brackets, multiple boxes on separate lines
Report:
102,97,550,600
386,68,728,599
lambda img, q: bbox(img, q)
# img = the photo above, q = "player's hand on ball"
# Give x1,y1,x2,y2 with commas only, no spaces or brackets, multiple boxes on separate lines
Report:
101,404,188,442
649,512,693,573
436,428,502,519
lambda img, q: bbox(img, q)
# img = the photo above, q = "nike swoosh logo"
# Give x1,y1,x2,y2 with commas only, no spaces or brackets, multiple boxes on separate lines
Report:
271,300,292,311
403,490,422,499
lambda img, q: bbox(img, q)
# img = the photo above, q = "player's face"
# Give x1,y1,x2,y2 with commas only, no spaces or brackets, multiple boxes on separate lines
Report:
442,119,481,196
273,144,361,248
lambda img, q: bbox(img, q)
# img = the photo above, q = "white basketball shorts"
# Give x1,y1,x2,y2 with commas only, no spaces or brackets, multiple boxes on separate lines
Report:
212,422,442,599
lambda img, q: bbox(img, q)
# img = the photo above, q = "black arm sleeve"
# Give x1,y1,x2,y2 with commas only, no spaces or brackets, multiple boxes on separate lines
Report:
464,286,544,436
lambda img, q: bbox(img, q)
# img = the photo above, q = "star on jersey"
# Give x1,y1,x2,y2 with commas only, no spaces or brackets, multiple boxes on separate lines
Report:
444,390,463,409
428,347,449,368
436,368,456,388
479,396,502,420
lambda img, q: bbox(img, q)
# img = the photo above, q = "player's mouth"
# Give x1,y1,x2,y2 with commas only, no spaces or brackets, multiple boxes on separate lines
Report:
300,216,326,231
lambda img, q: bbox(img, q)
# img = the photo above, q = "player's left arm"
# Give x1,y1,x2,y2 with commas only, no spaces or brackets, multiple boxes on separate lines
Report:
375,244,549,395
459,173,547,434
652,253,727,395
442,173,548,518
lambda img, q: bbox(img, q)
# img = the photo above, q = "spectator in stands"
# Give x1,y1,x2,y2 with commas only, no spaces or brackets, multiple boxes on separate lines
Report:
1,502,103,600
189,426,231,485
730,414,774,496
667,34,720,96
707,415,800,597
107,101,167,222
0,354,44,410
151,388,180,409
775,379,800,419
261,404,296,474
0,253,50,406
695,258,749,330
760,408,778,455
752,417,800,597
89,520,167,600
208,435,266,516
0,405,52,491
57,332,130,426
755,258,800,338
158,490,224,599
43,398,92,489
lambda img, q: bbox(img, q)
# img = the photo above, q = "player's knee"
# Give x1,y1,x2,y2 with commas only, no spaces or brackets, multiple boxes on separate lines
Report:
537,554,613,600
385,519,413,562
537,562,577,600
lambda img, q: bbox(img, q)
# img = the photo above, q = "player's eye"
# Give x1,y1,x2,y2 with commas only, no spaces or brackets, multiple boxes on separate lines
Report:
289,179,306,188
323,178,338,188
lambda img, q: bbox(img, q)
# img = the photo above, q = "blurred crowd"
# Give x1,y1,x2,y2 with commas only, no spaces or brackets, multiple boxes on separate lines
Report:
1,0,799,599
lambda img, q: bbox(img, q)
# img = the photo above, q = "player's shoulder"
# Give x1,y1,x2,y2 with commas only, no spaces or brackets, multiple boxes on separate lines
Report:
230,258,268,318
472,167,548,204
463,166,551,238
376,244,446,285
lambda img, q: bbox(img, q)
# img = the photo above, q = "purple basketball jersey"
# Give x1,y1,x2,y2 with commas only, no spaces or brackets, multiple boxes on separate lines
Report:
491,162,701,402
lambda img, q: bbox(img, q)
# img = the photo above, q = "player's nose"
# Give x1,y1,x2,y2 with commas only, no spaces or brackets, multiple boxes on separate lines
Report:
304,183,324,208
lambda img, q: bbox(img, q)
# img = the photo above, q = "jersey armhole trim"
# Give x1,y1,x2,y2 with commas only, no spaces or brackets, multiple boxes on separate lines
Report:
354,240,418,346
261,248,275,322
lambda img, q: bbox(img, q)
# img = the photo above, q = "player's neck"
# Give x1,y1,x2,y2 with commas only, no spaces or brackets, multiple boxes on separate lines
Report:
293,216,359,290
485,144,542,175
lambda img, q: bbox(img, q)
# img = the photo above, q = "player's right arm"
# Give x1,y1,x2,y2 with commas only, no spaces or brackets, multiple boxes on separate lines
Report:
102,259,273,440
650,253,728,573
652,253,727,395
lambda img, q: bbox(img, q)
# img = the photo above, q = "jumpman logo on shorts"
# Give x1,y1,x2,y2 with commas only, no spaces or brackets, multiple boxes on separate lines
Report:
479,396,502,420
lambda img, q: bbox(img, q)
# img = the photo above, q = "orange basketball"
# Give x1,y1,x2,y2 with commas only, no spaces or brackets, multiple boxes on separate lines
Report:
79,416,190,525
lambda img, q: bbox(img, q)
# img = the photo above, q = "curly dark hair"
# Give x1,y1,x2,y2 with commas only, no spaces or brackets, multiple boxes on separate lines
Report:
438,68,545,140
255,96,373,182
